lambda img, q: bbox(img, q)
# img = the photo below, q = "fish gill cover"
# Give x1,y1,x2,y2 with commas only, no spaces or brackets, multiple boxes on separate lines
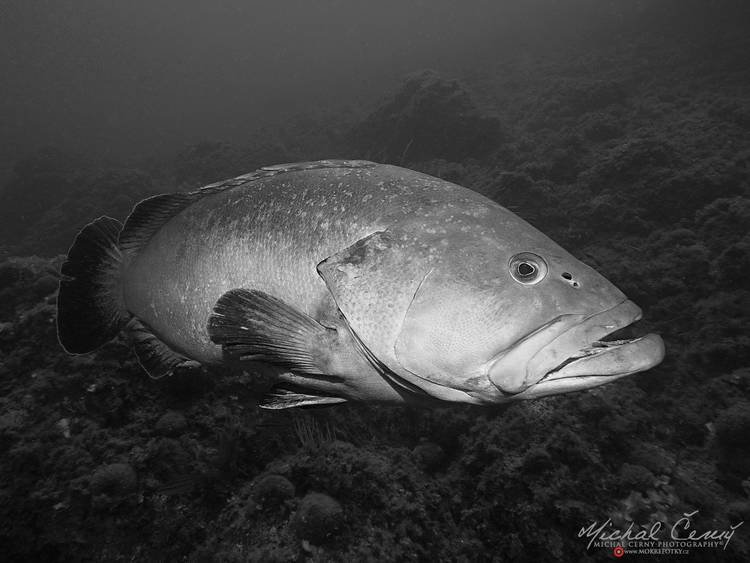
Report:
0,0,750,561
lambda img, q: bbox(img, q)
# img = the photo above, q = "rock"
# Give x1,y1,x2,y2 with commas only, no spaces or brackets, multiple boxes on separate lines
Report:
715,401,750,449
618,463,655,490
90,463,137,497
0,322,15,341
56,418,71,439
351,70,502,163
32,274,59,299
291,492,344,545
155,411,188,437
0,409,26,431
412,440,445,472
250,474,295,508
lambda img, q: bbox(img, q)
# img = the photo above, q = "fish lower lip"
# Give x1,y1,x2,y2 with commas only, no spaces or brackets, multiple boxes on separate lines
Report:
541,339,635,379
488,300,659,395
539,334,664,383
523,299,642,384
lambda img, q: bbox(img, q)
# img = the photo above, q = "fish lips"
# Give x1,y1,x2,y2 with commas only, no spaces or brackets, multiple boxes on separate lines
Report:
487,299,665,397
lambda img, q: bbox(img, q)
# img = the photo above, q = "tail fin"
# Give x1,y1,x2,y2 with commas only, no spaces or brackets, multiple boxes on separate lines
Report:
57,216,127,354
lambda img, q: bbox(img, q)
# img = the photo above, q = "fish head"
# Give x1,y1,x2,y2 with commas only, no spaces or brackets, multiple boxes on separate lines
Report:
318,193,664,405
391,206,665,403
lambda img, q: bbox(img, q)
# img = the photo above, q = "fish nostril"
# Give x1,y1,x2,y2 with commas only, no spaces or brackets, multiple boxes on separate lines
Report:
561,272,580,288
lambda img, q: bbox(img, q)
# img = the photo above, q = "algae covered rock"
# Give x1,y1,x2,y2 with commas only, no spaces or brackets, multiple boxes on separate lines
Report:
155,411,188,437
291,492,344,544
89,463,137,510
412,440,445,472
251,474,296,509
0,256,64,318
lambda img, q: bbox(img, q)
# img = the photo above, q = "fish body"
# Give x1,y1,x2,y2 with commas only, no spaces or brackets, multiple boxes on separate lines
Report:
57,160,664,408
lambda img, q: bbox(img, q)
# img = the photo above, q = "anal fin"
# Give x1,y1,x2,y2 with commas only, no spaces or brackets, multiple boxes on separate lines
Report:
260,384,347,410
127,318,200,379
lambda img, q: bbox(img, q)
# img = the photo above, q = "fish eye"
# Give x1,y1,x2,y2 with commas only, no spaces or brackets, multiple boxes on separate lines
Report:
509,252,547,285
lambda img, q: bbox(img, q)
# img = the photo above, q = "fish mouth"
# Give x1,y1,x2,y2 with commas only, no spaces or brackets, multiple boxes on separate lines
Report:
487,299,665,399
523,332,665,398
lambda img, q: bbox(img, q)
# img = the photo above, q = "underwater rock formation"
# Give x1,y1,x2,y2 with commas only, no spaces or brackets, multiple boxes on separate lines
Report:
351,70,502,163
291,492,344,545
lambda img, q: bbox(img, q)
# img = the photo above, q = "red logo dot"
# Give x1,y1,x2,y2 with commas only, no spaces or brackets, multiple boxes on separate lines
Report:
613,546,624,558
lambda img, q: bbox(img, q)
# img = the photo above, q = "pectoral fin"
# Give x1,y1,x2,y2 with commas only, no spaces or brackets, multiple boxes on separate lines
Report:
207,288,337,376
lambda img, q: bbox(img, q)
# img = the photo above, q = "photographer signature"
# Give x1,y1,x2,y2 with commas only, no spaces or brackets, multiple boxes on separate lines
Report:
579,510,744,550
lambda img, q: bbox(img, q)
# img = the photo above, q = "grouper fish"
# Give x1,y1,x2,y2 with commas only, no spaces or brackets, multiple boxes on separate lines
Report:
57,160,664,408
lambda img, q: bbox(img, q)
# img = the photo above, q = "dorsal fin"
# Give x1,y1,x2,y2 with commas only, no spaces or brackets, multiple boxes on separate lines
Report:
118,193,196,254
118,160,376,255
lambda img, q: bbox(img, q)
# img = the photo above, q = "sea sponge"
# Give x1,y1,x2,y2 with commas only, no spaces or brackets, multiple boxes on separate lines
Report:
291,492,343,545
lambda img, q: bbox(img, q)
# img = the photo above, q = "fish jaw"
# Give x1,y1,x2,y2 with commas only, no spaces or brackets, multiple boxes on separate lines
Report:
486,299,665,398
514,333,665,399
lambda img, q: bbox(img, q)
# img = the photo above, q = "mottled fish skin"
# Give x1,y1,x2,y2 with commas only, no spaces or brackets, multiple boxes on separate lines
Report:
122,162,504,364
111,160,664,405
